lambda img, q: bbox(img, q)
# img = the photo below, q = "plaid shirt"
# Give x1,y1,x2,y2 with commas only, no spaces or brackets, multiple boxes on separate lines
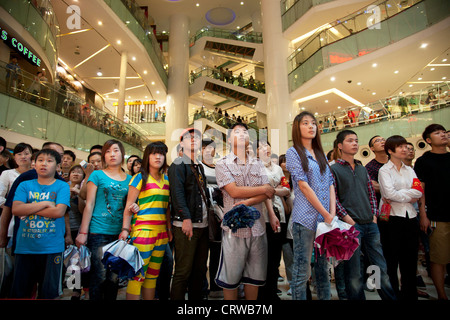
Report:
334,159,379,219
215,153,269,238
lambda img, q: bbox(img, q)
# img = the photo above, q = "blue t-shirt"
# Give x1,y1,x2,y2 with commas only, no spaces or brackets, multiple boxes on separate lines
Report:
87,170,131,235
13,179,70,254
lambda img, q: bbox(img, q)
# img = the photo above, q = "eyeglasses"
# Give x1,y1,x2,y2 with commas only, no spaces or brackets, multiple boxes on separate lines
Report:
373,138,385,144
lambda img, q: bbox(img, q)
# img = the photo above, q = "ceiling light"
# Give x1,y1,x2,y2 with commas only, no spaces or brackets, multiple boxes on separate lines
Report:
114,88,119,92
443,77,447,80
409,84,413,87
372,63,377,67
97,68,103,76
420,43,428,48
143,70,147,74
301,107,305,110
430,67,435,71
337,106,341,109
98,21,103,26
73,44,111,69
372,92,376,95
117,40,121,44
418,77,422,80
295,88,364,106
151,81,155,85
330,76,335,81
240,2,244,5
325,100,329,103
156,91,160,94
196,3,200,7
357,82,361,85
443,58,448,62
132,56,136,61
394,70,399,74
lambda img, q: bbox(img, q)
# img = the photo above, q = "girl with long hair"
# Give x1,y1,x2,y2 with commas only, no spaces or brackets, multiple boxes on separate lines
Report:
75,140,131,300
285,111,336,300
119,142,172,300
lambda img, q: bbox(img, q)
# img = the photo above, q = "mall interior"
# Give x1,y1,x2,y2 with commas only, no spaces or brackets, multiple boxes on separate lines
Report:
0,0,449,300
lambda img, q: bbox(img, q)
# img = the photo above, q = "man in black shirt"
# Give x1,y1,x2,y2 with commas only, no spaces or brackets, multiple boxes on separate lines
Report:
414,124,450,300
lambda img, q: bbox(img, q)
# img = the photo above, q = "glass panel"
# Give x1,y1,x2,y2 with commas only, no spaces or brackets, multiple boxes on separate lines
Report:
388,2,428,42
5,98,48,139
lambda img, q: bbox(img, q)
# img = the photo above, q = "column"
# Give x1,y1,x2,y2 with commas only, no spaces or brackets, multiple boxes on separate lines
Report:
165,13,190,162
117,51,127,121
260,0,295,155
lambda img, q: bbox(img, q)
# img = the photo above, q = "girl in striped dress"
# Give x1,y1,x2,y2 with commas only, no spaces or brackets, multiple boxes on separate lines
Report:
119,142,172,300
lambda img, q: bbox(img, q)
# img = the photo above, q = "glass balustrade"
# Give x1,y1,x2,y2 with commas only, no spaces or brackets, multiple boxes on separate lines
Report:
287,0,450,92
0,60,149,154
287,82,450,150
281,0,335,31
103,0,168,86
189,27,263,47
1,0,59,71
189,66,266,94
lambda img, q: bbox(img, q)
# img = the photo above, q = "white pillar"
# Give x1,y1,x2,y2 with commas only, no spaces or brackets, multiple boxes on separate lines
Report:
260,0,295,155
165,13,190,162
117,51,127,121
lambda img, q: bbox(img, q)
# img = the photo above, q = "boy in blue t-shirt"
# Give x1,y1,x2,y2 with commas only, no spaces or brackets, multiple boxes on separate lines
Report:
10,149,70,299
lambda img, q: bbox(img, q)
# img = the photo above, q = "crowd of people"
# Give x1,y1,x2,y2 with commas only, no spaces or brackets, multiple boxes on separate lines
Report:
0,112,448,301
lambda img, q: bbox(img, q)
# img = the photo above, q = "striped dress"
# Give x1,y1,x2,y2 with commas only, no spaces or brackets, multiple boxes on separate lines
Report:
126,172,170,294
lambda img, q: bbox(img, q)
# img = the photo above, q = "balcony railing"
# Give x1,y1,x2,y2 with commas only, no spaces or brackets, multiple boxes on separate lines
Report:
0,60,149,153
281,0,335,31
287,0,450,92
103,0,168,86
189,66,266,94
189,27,263,47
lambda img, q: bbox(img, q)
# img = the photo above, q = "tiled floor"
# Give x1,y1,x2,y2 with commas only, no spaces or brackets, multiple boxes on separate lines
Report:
60,252,449,301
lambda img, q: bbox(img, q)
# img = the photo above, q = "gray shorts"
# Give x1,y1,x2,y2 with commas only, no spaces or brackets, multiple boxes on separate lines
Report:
215,231,268,289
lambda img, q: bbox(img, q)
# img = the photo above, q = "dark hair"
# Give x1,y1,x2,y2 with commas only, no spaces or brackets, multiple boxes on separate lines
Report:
279,154,286,165
131,158,142,176
202,139,216,149
90,144,103,153
42,141,64,151
0,137,6,149
128,155,140,162
384,135,407,158
101,140,125,165
227,122,248,136
368,135,380,147
88,152,102,162
291,111,328,174
140,142,168,184
64,150,76,161
13,142,33,155
336,130,357,145
69,164,85,180
422,123,446,145
35,148,61,164
406,142,414,147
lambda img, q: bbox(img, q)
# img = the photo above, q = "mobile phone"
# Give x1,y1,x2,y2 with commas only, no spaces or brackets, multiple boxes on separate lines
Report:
80,160,87,168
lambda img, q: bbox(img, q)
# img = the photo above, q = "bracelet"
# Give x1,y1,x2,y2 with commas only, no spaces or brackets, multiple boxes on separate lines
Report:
79,232,88,235
121,228,130,233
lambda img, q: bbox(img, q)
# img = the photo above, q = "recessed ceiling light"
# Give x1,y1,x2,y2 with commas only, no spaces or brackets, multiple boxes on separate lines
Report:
97,69,103,76
143,70,147,74
420,43,428,48
372,63,377,67
338,106,341,109
240,1,244,5
430,67,435,71
372,92,376,95
443,77,447,80
132,56,136,61
314,112,319,116
409,84,413,87
114,88,119,92
330,76,335,81
151,81,155,85
98,21,102,26
357,82,361,85
443,58,448,62
145,96,148,98
196,3,199,7
301,107,305,110
117,40,121,45
418,77,422,80
156,91,160,94
394,70,399,74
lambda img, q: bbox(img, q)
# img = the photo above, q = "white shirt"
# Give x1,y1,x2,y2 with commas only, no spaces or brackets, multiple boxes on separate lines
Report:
0,169,21,237
378,160,422,218
262,162,289,224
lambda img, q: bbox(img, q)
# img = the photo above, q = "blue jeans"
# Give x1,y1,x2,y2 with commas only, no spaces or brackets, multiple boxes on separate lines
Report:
87,233,119,300
291,223,330,300
344,223,397,300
